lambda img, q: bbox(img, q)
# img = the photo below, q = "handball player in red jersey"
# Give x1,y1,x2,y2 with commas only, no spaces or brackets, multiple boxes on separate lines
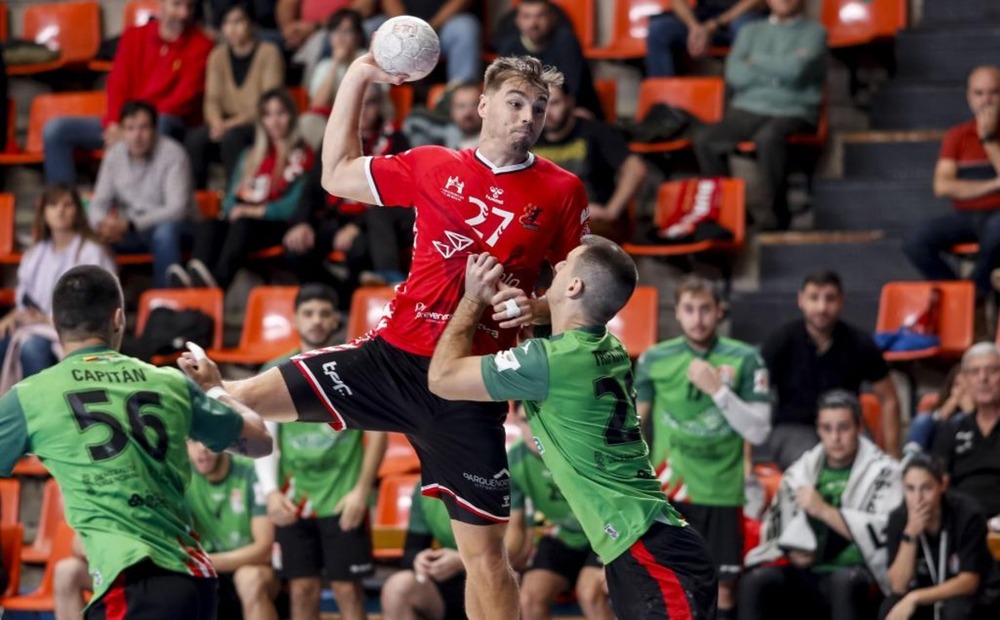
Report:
221,52,590,619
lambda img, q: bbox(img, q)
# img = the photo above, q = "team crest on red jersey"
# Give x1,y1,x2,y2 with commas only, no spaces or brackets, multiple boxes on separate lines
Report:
519,205,542,231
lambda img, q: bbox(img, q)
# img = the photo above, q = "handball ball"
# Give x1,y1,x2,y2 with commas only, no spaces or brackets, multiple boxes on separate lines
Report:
372,15,441,82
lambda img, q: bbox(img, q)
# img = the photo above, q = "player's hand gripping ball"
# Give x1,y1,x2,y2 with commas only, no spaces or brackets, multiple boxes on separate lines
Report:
371,15,441,82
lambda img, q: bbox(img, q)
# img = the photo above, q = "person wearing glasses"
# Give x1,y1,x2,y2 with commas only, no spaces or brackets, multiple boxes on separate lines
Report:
932,342,1000,525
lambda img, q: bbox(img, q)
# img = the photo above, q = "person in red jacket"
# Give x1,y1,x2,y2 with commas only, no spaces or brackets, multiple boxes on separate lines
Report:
43,0,213,185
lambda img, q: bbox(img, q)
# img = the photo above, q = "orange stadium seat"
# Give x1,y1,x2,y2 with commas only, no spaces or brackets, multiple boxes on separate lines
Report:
426,83,447,110
9,1,101,75
12,454,49,476
0,192,21,264
629,77,725,153
587,0,670,59
2,521,74,613
876,281,974,362
860,393,884,448
90,0,160,71
0,91,105,167
822,0,907,48
373,473,420,560
208,286,299,365
136,288,225,365
288,85,309,113
378,433,420,478
623,177,745,257
389,85,413,124
1,524,23,598
0,478,19,527
0,288,13,307
21,477,65,564
607,286,658,359
0,2,8,42
594,78,617,122
346,286,394,341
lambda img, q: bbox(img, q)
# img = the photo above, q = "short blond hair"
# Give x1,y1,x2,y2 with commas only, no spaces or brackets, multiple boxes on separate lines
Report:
483,55,564,95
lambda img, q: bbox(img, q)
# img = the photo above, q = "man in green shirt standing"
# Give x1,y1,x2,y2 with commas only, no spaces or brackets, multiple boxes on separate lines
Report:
429,236,717,619
186,440,278,619
255,283,386,620
0,265,272,619
636,275,771,618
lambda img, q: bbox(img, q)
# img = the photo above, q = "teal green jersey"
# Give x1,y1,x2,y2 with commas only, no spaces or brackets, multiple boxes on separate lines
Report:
277,422,364,518
409,484,456,549
812,465,864,571
635,337,769,506
0,347,244,602
186,456,267,555
508,440,589,550
481,327,685,564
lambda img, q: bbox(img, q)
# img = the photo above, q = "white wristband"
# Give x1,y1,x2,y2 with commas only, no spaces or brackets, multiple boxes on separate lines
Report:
206,386,228,400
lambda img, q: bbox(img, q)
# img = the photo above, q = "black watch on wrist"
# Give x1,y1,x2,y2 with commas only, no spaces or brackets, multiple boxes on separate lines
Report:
901,532,916,543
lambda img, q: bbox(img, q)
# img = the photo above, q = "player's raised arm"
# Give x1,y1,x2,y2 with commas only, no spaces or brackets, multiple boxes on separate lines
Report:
427,253,504,401
321,52,405,203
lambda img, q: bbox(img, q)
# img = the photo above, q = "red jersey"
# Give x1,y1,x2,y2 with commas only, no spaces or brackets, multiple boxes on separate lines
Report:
940,119,1000,211
365,146,589,357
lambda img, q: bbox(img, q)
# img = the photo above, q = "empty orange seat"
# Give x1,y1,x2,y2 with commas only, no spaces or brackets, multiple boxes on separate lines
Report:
860,393,884,448
389,85,413,124
0,192,20,263
136,288,225,365
822,0,907,48
876,281,974,361
208,286,299,365
0,524,24,599
0,478,19,527
951,242,979,256
346,286,394,341
9,1,101,75
594,78,617,122
607,286,658,359
2,521,75,612
11,454,49,476
22,477,64,564
0,91,105,167
373,473,420,560
378,433,420,478
629,77,725,153
587,0,670,59
623,177,746,257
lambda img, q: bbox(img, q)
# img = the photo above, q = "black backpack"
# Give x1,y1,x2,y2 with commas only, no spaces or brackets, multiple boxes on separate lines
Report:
122,308,215,362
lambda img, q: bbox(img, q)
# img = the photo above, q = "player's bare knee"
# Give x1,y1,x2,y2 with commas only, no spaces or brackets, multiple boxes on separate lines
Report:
234,565,271,601
518,583,550,615
380,571,420,612
331,580,363,605
290,577,323,603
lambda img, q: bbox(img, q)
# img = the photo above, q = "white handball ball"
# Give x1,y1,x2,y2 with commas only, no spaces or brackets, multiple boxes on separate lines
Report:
371,15,441,82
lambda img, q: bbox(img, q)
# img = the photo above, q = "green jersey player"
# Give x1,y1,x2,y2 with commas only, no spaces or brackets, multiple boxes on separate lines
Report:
429,236,718,619
0,265,272,619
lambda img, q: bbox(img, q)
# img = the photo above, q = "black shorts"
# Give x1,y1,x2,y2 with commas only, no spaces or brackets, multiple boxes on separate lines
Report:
85,559,218,620
605,521,718,620
435,573,468,620
673,502,744,582
216,573,243,620
527,536,602,586
280,336,510,525
275,515,374,582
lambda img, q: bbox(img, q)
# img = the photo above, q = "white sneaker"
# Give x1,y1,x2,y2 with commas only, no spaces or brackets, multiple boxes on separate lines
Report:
166,264,192,288
186,259,219,289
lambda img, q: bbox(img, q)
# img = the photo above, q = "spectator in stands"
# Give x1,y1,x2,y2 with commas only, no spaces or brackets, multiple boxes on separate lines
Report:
186,440,279,620
0,186,115,393
284,84,410,295
495,0,602,119
741,390,902,620
277,0,375,78
171,88,313,290
902,66,1000,301
646,0,766,77
299,9,368,148
43,0,213,185
368,0,481,84
532,84,647,243
204,1,281,44
403,82,482,150
508,406,614,620
380,485,467,620
186,3,285,190
761,271,901,467
881,454,1000,620
88,101,194,289
932,342,1000,522
256,284,383,620
636,275,771,619
906,365,974,453
693,0,825,231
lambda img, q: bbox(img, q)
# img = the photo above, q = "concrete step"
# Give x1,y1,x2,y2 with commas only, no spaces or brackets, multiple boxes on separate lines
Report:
870,82,967,130
922,0,1000,26
812,179,948,233
896,27,1000,82
841,138,941,180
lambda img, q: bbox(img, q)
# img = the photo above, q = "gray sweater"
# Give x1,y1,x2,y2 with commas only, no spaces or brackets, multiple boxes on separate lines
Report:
88,137,194,232
725,17,827,123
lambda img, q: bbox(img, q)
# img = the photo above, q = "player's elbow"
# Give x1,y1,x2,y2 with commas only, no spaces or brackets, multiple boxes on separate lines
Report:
427,364,457,400
745,422,771,447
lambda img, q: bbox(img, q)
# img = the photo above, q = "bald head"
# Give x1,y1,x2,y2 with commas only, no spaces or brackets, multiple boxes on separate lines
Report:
967,65,1000,114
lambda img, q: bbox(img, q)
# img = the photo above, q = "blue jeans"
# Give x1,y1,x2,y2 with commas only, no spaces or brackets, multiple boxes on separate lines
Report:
0,333,58,379
906,410,970,452
902,210,1000,298
366,13,480,83
43,114,187,185
645,8,764,77
114,221,190,288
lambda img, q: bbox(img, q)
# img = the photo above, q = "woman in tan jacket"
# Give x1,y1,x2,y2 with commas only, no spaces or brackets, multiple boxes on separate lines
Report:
185,2,285,189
